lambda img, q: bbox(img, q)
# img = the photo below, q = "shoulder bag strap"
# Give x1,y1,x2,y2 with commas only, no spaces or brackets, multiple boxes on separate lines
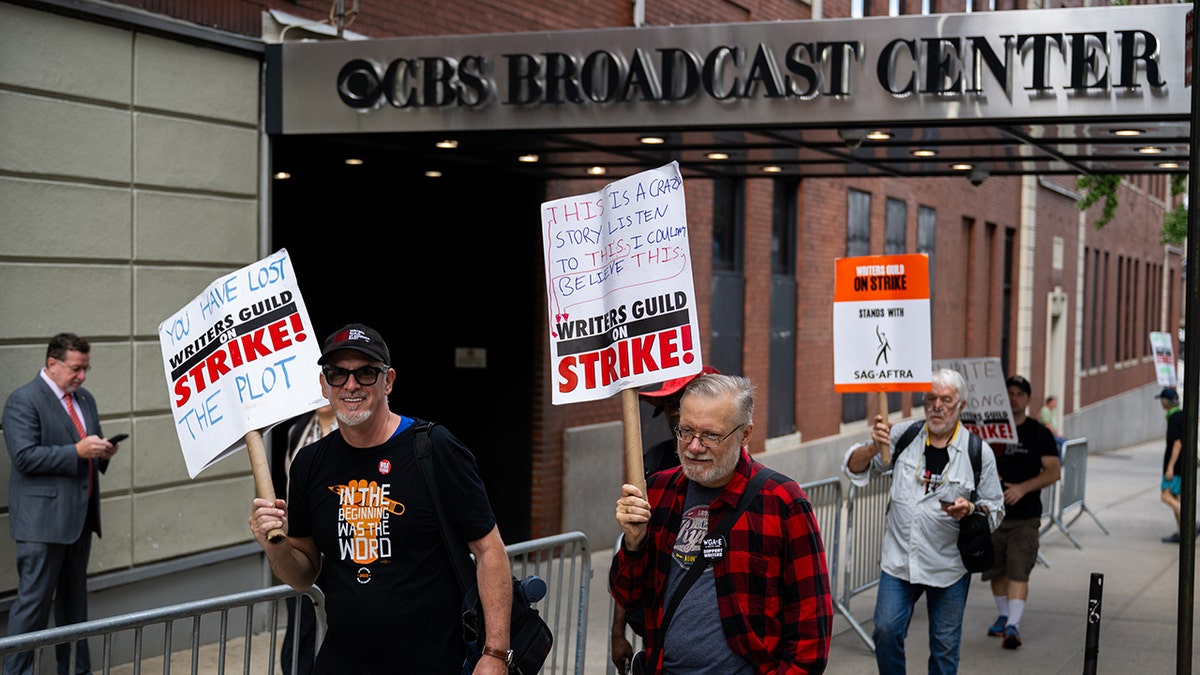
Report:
657,466,778,634
413,420,477,596
891,422,923,468
967,431,982,500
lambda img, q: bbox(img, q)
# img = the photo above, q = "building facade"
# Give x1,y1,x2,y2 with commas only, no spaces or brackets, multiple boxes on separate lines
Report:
0,0,1184,627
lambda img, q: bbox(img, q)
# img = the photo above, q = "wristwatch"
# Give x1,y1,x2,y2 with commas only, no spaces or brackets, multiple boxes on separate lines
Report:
482,645,513,667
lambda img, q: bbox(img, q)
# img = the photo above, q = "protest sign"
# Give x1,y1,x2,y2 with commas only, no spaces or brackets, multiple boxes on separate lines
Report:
832,254,932,393
1150,331,1178,387
932,357,1017,444
158,249,326,480
833,253,931,463
542,161,702,405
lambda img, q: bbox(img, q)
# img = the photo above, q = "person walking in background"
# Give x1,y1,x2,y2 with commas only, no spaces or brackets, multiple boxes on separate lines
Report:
3,333,122,675
611,374,833,674
843,369,1004,675
609,365,717,675
1037,395,1065,448
1156,387,1191,544
981,375,1061,650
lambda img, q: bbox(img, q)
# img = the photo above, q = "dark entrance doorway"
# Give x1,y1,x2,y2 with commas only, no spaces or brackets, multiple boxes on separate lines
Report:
269,136,542,541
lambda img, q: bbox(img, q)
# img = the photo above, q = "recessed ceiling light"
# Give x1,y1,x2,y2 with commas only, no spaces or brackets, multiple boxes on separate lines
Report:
436,139,459,149
707,152,730,160
1137,146,1163,154
273,171,291,180
866,130,892,141
950,163,974,171
910,149,937,157
344,158,363,165
425,170,443,178
587,166,607,176
518,154,540,163
1157,161,1180,169
639,136,665,145
1111,128,1143,137
762,165,783,173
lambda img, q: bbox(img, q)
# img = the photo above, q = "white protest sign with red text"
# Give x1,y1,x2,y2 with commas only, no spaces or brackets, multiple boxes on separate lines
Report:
542,161,702,404
1150,331,1178,387
833,254,932,393
158,249,326,478
932,357,1018,444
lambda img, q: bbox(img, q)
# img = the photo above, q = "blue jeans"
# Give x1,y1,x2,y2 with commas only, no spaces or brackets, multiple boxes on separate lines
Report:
872,571,971,675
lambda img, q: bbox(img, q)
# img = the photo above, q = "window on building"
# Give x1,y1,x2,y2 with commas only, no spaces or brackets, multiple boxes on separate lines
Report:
844,189,871,423
773,180,798,274
847,190,871,256
1001,227,1014,376
915,205,936,407
885,198,907,254
713,177,743,273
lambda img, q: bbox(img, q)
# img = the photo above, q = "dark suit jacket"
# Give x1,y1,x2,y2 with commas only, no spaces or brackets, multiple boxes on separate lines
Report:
3,375,105,544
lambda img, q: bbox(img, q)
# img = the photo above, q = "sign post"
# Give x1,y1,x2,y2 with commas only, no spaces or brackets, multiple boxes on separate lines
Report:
833,254,933,463
157,249,327,542
541,162,702,490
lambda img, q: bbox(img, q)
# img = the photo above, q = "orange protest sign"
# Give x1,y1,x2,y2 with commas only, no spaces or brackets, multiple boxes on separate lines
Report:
833,254,932,393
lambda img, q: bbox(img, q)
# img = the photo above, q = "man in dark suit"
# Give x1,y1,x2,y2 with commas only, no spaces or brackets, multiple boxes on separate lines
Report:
3,333,121,675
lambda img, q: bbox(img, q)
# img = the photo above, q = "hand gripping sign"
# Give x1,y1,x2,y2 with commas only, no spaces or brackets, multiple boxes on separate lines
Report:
158,249,326,541
542,161,703,487
833,254,932,463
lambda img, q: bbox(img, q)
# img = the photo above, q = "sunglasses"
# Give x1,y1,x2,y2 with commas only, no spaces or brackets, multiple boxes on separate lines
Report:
322,365,387,386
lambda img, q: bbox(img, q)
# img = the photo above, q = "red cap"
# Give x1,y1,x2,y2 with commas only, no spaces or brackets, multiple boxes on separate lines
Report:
638,366,720,401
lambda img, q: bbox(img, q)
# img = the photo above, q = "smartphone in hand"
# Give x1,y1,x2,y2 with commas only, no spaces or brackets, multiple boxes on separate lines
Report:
106,433,129,444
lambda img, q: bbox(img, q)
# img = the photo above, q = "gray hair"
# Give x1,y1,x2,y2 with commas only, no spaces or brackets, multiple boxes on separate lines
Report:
680,373,755,426
930,368,967,398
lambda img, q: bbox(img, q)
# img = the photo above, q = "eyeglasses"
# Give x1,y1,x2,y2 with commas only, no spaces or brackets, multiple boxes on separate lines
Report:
322,365,387,386
674,424,744,449
54,359,90,374
923,396,959,411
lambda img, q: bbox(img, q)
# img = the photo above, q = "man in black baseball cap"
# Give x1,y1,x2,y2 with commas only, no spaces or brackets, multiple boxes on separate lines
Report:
250,322,515,673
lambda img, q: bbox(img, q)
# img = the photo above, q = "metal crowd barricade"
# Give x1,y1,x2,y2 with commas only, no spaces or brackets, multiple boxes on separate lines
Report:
837,469,893,652
0,532,591,675
0,584,322,675
504,531,592,675
1041,437,1109,547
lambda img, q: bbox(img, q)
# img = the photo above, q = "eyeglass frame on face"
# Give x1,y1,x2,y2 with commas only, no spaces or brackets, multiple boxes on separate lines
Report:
923,394,960,411
673,423,744,449
321,364,388,387
53,358,90,374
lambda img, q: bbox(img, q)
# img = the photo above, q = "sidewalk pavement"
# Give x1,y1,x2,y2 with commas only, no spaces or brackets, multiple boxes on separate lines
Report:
583,438,1200,675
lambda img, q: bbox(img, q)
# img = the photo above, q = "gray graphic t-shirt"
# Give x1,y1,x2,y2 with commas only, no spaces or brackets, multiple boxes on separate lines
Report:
661,483,754,675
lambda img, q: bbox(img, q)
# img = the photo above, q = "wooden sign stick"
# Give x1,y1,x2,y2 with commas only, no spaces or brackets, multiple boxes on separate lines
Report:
877,391,892,465
622,388,646,496
245,429,286,544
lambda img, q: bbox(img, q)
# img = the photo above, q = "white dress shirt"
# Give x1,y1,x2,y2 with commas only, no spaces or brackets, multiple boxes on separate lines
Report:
843,420,1004,587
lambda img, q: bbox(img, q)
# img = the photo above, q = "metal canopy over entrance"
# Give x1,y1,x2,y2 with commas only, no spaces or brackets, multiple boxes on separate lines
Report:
268,4,1191,180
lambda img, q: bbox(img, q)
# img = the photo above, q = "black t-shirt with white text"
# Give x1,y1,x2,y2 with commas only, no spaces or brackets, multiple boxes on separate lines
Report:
288,418,496,674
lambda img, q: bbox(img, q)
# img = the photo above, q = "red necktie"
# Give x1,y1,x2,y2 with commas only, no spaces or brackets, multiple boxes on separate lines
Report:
64,392,86,438
64,393,93,496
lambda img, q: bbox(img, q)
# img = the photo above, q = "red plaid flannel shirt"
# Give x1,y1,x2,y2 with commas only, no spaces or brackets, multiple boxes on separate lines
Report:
609,452,833,674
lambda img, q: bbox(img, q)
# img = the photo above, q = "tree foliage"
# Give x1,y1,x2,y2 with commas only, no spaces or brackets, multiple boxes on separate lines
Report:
1075,174,1122,228
1076,173,1188,245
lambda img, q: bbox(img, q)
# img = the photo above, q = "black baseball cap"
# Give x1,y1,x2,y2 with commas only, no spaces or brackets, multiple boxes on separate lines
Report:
1005,375,1031,396
317,323,391,366
1156,387,1179,401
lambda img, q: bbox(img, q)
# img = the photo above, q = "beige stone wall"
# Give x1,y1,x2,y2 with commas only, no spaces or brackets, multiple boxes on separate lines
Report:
0,3,263,594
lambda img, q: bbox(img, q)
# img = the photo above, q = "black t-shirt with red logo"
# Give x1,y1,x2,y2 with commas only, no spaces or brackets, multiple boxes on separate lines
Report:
288,417,496,674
